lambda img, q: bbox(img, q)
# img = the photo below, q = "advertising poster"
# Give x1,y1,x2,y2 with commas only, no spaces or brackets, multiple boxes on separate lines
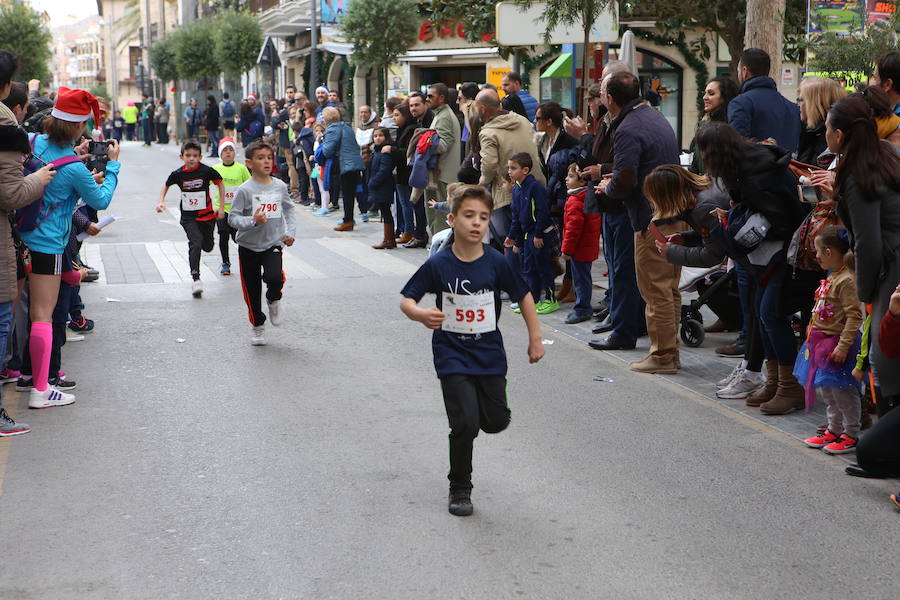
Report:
321,0,353,24
807,1,866,34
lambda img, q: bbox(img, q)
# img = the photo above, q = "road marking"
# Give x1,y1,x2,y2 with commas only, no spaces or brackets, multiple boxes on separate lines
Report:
315,238,416,277
145,241,188,283
281,248,327,280
159,240,217,281
82,242,106,284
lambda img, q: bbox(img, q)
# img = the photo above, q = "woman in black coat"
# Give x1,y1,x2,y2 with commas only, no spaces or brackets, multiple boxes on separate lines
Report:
368,127,397,249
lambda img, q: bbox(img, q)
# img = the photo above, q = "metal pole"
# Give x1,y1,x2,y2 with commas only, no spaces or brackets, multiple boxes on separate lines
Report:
310,0,319,97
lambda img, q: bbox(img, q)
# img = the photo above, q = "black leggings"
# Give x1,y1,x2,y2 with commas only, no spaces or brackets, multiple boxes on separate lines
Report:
439,374,510,492
377,204,394,226
216,215,236,264
857,402,900,475
238,245,285,326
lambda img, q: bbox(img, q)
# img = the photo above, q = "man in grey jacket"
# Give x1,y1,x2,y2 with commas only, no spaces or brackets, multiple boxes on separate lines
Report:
425,83,461,235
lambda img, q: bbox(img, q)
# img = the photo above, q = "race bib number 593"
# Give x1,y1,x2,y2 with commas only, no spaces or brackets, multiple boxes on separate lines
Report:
441,291,496,334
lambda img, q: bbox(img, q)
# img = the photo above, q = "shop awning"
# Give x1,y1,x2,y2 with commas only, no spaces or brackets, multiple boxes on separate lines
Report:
540,53,572,78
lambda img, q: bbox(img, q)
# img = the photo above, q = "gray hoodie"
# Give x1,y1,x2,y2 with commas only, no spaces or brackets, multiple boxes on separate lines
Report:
228,177,297,252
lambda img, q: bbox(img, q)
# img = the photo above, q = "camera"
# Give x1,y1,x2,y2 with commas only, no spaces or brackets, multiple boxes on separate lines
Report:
85,140,112,173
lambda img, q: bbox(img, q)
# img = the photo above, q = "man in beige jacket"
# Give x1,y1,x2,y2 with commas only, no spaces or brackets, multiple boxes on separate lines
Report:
476,89,544,248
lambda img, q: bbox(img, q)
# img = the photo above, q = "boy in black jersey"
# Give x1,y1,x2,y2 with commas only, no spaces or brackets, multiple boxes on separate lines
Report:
401,185,545,517
156,140,226,297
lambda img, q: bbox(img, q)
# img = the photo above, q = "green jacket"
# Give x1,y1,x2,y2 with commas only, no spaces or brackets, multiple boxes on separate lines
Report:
430,104,461,185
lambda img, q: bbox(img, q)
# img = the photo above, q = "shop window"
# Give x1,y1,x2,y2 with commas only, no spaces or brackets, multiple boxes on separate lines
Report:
607,46,683,141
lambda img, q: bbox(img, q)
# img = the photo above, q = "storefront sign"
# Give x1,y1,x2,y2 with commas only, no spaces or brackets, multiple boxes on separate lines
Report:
418,21,494,43
487,68,510,97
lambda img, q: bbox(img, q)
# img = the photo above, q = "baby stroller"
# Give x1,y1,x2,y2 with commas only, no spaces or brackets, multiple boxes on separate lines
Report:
679,263,738,348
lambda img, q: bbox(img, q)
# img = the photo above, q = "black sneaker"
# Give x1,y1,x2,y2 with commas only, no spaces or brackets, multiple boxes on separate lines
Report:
68,315,94,333
15,377,33,391
448,490,473,517
48,377,76,390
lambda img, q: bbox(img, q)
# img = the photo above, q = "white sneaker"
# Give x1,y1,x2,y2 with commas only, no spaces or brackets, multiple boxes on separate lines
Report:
716,364,743,389
716,370,764,399
250,325,266,346
28,386,75,409
268,300,282,326
192,280,203,298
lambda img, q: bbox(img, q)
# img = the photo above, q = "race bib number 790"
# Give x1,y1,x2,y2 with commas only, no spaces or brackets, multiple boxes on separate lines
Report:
252,194,282,219
441,291,496,334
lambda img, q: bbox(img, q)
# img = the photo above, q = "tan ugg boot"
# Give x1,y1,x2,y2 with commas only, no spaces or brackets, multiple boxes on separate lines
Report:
557,277,573,303
746,360,778,407
759,364,805,415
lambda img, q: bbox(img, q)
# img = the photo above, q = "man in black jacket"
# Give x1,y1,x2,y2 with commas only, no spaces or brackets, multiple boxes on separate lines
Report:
204,95,221,157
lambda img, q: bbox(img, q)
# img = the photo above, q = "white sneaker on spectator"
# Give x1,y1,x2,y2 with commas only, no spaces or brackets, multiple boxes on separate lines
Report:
717,370,763,399
717,364,743,389
268,300,282,327
28,386,75,409
251,325,266,346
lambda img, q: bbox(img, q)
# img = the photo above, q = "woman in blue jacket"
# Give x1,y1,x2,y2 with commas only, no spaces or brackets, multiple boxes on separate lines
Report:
316,107,365,231
367,127,396,248
22,88,119,409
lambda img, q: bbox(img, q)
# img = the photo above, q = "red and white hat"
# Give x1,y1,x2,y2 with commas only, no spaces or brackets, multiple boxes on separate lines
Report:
219,136,237,153
52,87,101,125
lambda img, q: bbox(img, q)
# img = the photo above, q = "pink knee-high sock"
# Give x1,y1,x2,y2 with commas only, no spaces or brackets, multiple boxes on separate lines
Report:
29,321,53,392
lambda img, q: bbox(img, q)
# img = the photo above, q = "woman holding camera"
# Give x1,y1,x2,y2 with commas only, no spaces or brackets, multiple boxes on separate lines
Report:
22,87,120,409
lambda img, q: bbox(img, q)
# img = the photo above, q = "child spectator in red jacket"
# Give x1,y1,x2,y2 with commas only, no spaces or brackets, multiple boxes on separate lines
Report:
880,281,900,358
561,163,602,324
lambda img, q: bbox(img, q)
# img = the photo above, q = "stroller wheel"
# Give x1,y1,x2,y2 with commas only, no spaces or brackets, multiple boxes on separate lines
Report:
681,319,705,348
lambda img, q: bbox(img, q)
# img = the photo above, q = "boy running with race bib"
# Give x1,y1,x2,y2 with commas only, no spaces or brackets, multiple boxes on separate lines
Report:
400,185,545,517
156,139,225,297
229,140,296,346
212,137,251,275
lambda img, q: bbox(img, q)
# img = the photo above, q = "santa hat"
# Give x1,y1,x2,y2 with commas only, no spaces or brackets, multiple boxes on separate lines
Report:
219,137,237,153
246,93,257,100
315,86,329,94
52,87,101,125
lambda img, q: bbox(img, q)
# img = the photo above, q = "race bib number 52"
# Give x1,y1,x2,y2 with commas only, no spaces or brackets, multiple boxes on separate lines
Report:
181,191,206,211
252,194,282,219
441,291,496,334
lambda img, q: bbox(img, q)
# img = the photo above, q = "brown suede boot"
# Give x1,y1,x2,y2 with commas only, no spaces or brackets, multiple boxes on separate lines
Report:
395,232,413,245
557,277,573,303
373,223,397,249
759,364,805,415
746,361,778,407
334,221,354,232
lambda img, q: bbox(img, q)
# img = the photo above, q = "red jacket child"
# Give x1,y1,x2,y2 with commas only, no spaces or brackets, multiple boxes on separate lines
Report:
880,285,900,358
561,187,601,263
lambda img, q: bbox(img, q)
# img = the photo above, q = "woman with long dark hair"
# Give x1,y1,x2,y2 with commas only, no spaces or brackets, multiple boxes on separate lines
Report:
829,95,900,414
689,76,738,174
697,122,806,415
387,102,428,248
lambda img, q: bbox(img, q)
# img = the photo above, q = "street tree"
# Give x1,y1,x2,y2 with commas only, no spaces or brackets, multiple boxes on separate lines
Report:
214,12,263,79
150,34,179,83
745,0,787,83
0,1,52,82
340,0,419,109
173,20,220,81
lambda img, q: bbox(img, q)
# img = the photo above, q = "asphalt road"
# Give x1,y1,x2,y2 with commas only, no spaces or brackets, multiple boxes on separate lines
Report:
0,142,896,600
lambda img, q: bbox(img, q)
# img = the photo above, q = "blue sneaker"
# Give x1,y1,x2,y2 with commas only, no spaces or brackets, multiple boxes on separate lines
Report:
220,263,231,276
313,208,329,216
361,214,369,223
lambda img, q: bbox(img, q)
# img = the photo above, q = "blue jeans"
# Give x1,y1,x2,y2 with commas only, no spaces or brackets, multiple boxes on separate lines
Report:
0,301,11,407
570,259,593,316
522,237,553,302
603,212,644,345
395,184,415,234
490,205,522,277
412,191,427,239
207,129,221,156
141,119,153,144
750,262,796,365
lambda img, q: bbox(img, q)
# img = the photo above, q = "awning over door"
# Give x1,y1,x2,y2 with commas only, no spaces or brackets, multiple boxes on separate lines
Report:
540,53,572,78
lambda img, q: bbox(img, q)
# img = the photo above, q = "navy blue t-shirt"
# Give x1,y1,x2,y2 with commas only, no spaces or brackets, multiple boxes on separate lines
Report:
401,244,530,378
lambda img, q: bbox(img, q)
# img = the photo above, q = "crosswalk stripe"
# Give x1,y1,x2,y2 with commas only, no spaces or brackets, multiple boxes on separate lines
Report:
315,238,416,277
145,241,187,283
159,240,218,281
281,248,328,279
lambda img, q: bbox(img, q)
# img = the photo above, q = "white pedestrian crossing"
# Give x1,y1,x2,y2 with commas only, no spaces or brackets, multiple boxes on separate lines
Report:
315,238,416,277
